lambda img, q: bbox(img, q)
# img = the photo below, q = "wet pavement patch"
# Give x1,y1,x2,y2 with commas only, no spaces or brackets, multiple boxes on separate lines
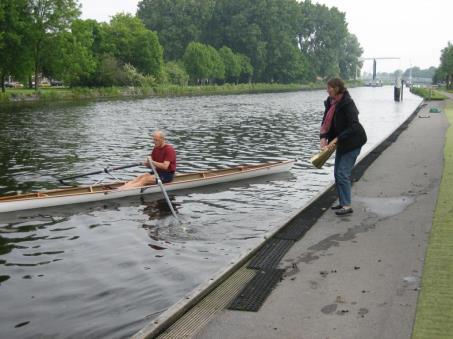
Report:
321,304,337,314
248,239,294,270
358,308,369,317
228,269,284,312
355,196,414,218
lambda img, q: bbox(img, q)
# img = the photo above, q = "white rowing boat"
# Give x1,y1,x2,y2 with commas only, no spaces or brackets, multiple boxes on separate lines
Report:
0,160,295,213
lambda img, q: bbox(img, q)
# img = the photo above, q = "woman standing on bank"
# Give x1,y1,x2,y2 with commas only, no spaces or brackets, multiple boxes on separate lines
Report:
320,78,367,216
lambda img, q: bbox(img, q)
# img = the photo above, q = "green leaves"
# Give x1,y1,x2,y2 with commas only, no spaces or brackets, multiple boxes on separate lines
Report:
138,0,362,83
2,0,367,89
183,42,219,82
107,13,163,77
137,0,215,60
0,0,32,91
438,42,453,89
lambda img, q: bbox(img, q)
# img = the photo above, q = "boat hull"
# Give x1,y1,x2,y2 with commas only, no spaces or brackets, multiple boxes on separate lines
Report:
0,160,294,213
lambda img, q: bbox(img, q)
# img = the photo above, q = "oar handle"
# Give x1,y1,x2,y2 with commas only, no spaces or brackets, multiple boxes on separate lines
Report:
58,162,142,184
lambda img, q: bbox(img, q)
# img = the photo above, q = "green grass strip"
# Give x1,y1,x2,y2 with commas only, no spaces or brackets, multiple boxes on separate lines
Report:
411,87,447,100
412,102,453,339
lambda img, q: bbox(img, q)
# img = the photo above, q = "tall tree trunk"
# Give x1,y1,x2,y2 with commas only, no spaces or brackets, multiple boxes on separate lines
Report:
34,40,40,91
1,73,5,93
34,61,39,91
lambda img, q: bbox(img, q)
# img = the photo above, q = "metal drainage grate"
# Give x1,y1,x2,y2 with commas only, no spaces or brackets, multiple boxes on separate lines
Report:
157,265,256,338
228,269,284,312
248,239,294,270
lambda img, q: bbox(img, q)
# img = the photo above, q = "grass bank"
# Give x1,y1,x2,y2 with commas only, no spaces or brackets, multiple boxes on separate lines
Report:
412,101,453,338
410,87,447,100
0,81,362,105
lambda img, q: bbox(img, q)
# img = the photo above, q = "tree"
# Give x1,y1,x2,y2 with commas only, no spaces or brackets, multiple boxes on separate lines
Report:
107,14,163,77
41,19,97,86
0,0,32,92
137,0,215,61
438,42,453,89
183,42,225,83
204,0,305,82
237,54,253,83
219,46,241,83
162,61,189,86
28,0,81,90
297,1,349,80
207,45,225,81
339,33,363,80
183,42,212,82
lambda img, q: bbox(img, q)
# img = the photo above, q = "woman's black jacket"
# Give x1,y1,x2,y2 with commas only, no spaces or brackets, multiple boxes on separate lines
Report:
320,90,367,153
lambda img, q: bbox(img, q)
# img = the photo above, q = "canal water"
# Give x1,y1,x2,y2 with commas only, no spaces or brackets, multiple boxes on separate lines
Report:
0,87,421,338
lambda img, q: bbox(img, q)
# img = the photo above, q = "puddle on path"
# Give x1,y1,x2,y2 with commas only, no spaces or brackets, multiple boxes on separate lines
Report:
355,196,415,218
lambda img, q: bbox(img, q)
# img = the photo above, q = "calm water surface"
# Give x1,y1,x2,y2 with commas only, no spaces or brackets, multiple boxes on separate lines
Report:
0,87,420,338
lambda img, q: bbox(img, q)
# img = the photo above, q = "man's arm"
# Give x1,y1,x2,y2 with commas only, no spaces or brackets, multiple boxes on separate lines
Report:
152,160,170,170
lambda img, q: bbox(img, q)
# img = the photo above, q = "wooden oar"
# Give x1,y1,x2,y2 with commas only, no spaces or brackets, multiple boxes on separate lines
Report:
58,162,142,185
147,157,181,223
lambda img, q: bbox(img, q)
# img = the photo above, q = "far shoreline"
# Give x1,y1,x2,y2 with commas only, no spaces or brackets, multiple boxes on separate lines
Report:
0,81,363,108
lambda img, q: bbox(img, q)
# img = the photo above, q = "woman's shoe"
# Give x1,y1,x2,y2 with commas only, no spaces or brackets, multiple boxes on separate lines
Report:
331,204,343,210
335,207,353,216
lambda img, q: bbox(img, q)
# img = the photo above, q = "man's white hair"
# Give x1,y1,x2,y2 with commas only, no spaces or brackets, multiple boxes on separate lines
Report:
152,130,165,140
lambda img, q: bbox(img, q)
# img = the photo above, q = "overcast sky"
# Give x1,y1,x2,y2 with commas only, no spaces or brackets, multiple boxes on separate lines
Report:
78,0,451,73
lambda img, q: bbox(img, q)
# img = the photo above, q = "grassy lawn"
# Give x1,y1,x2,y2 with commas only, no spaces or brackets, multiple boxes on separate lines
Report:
410,87,448,100
412,102,453,338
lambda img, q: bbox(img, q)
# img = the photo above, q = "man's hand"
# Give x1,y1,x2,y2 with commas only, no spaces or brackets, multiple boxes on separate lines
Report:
320,138,328,150
144,157,152,168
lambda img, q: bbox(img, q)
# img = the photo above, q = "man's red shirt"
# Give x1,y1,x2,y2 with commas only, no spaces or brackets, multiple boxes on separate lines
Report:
151,144,176,173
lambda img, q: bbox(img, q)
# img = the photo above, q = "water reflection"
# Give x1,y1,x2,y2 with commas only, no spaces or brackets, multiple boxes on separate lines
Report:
0,87,421,338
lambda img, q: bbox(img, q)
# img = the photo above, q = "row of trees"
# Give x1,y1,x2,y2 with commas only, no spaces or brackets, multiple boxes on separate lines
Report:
1,0,364,91
434,42,453,89
403,66,437,79
138,0,364,83
0,0,165,92
183,43,253,83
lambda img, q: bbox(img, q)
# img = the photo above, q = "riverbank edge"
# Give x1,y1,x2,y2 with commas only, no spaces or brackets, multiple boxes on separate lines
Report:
412,100,453,338
132,100,425,338
0,81,362,106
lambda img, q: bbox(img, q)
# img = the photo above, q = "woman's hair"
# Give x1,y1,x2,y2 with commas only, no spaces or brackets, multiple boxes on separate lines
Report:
327,78,346,94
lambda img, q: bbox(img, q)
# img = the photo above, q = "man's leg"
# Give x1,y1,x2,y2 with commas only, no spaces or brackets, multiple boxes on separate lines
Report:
119,173,155,190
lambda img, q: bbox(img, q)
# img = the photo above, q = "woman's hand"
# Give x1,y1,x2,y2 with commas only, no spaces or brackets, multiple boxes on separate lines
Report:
327,138,338,151
320,138,328,150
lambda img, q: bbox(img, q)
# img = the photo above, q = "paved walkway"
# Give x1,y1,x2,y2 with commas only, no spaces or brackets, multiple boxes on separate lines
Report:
196,100,449,339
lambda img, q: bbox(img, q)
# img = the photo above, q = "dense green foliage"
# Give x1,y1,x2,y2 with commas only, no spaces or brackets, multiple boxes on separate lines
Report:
137,0,215,61
138,0,363,83
2,0,366,92
435,42,453,89
0,0,33,91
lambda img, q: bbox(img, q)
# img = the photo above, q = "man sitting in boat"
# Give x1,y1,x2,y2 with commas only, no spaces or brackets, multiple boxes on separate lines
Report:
119,130,176,190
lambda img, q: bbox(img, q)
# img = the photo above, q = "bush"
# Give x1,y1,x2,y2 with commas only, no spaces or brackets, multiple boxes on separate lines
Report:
162,61,189,86
124,63,157,87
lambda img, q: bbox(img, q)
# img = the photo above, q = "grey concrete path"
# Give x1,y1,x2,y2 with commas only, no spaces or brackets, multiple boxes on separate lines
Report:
196,101,449,339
